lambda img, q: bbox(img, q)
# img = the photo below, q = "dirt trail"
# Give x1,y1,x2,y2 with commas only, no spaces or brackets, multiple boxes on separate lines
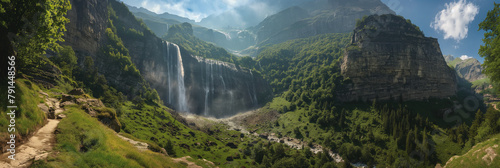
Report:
0,91,63,168
116,134,149,151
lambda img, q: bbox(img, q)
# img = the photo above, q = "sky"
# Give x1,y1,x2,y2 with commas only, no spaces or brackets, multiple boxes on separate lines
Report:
381,0,498,63
119,0,253,22
121,0,498,63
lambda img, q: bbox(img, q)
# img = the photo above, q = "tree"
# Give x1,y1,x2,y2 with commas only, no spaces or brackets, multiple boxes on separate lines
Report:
165,140,176,157
479,3,500,90
469,110,484,145
1,0,71,69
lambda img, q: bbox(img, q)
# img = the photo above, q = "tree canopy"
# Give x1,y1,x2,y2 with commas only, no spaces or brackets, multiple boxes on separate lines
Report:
479,2,500,92
0,0,71,69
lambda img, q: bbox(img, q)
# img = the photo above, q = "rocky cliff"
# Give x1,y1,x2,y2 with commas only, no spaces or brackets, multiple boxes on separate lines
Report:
340,14,457,102
63,0,271,117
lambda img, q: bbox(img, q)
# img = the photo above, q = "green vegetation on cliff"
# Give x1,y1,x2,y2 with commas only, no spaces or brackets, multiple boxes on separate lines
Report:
163,22,237,63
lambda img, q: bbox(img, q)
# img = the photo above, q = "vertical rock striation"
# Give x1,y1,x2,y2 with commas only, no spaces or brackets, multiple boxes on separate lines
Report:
63,0,272,117
340,14,456,102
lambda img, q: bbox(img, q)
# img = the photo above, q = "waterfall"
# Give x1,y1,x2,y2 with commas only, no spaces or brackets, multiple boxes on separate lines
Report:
165,42,173,104
220,76,226,90
250,70,258,107
204,60,210,115
174,44,188,112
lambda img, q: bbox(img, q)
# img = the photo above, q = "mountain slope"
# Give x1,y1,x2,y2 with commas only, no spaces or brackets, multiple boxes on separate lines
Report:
441,134,500,168
198,0,310,29
254,0,394,46
446,56,486,82
125,4,195,24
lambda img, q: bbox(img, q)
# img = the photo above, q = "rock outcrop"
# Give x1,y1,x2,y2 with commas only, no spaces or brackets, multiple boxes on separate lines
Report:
340,14,457,102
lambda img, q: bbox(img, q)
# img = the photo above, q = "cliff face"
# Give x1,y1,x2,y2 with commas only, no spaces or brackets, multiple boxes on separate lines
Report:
63,0,108,59
64,0,271,117
340,14,457,102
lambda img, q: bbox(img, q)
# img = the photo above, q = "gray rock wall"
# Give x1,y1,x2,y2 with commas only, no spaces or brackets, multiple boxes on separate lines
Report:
340,14,457,102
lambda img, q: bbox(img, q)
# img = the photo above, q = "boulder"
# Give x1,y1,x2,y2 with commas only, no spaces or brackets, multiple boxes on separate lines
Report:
56,114,67,119
68,88,85,95
61,94,75,103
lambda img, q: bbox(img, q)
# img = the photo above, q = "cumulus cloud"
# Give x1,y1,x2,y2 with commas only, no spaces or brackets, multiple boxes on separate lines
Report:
430,0,479,41
460,55,472,60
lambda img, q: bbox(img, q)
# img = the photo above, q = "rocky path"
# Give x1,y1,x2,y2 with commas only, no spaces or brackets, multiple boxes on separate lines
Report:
0,91,64,168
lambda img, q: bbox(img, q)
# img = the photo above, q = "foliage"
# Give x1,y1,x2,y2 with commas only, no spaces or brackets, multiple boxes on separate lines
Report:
257,33,351,95
479,2,500,93
50,45,77,77
0,79,46,141
0,0,71,70
163,23,237,63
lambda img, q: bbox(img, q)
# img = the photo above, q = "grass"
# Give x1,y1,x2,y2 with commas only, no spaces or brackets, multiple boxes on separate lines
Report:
32,105,184,168
118,101,260,167
444,134,500,167
0,79,46,141
471,77,491,88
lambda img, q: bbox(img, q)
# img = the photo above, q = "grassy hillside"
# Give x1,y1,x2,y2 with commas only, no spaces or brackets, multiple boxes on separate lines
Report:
0,79,46,148
32,105,185,168
443,134,500,167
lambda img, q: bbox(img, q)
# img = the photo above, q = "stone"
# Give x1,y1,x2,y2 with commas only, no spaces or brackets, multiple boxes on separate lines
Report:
340,14,456,102
61,94,75,103
38,103,49,114
57,114,67,119
47,107,56,119
68,88,85,95
60,101,75,107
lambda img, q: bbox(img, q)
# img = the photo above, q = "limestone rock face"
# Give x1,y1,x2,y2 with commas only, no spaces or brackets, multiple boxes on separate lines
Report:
340,14,457,102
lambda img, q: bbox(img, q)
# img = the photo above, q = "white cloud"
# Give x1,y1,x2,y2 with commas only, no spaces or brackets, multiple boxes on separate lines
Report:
460,55,472,60
430,0,479,41
125,0,253,22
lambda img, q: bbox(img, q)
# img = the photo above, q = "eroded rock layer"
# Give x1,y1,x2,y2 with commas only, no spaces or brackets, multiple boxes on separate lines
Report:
340,14,456,102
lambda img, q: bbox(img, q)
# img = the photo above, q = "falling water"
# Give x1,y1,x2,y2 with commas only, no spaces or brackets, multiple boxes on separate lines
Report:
204,61,210,115
174,44,188,112
250,70,258,107
165,42,172,104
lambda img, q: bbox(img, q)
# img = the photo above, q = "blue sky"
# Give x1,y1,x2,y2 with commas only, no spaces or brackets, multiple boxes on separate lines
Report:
122,0,498,62
381,0,498,63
